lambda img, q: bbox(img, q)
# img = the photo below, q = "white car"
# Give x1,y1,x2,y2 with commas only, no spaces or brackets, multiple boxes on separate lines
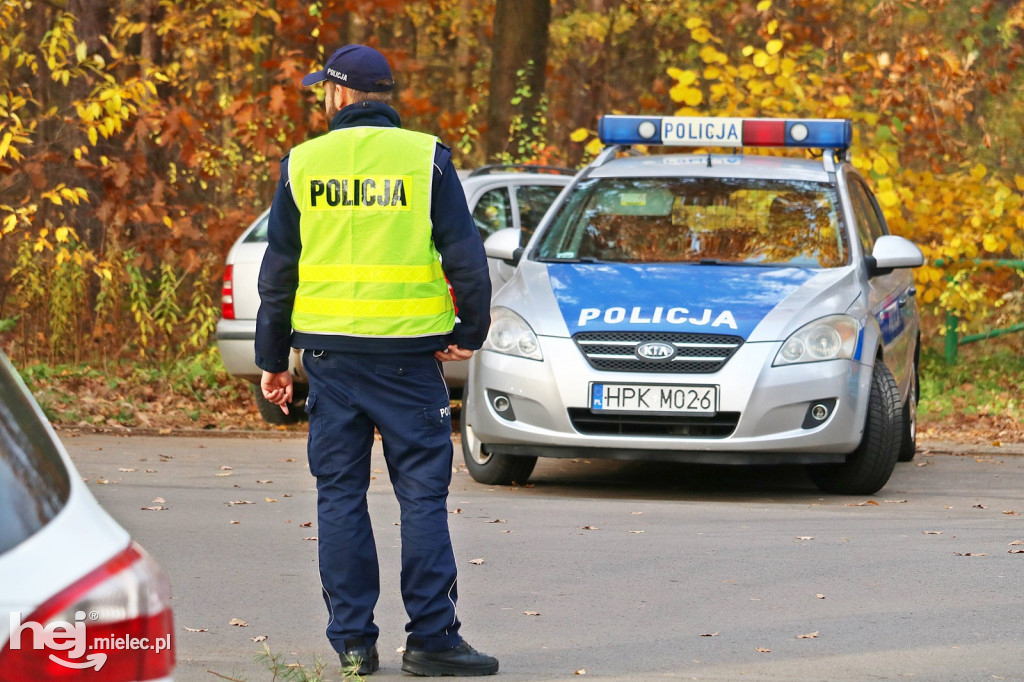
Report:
0,351,175,680
462,115,924,495
216,165,574,423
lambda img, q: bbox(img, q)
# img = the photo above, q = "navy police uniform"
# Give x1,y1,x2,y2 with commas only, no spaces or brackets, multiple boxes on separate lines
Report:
255,100,491,657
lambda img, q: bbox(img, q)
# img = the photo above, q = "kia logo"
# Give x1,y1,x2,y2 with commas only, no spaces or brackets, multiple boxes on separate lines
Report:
636,342,676,361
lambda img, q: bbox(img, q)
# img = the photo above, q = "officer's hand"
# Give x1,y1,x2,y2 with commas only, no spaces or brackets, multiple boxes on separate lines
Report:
261,370,294,414
435,344,474,362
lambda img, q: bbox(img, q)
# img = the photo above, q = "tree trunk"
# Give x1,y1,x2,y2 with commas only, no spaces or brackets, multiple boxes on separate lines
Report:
485,0,551,161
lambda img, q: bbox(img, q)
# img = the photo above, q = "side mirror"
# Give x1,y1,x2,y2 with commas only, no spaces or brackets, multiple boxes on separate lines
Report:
484,227,522,266
866,235,924,277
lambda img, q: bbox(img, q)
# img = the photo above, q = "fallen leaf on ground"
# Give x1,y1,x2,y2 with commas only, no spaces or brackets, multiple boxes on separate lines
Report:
220,466,233,470
816,594,826,599
923,531,942,535
973,504,988,509
227,500,254,506
141,506,167,511
700,632,718,637
265,497,277,503
184,627,208,633
1009,540,1024,545
1003,510,1020,516
251,635,267,642
300,522,313,528
756,647,771,653
229,618,248,627
581,526,600,530
257,480,273,484
796,536,814,541
953,552,988,556
486,519,506,524
229,520,240,525
215,472,232,477
118,468,137,472
524,611,541,616
797,631,819,639
575,669,586,675
449,508,462,514
1009,550,1024,554
629,530,645,534
885,499,908,504
303,536,318,541
469,558,485,565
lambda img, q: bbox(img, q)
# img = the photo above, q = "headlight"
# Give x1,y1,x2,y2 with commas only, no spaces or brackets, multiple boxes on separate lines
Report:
773,315,860,366
482,307,543,361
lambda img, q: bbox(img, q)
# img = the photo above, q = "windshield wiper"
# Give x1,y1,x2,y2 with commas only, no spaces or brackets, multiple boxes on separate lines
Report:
535,256,602,263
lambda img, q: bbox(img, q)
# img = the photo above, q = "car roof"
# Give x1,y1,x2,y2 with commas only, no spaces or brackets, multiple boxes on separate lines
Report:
587,153,833,183
459,171,575,190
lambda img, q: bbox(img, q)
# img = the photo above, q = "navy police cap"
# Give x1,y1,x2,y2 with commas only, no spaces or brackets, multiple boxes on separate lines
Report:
301,44,395,92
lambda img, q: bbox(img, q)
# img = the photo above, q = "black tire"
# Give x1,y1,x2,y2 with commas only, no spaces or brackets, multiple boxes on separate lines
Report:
808,362,902,495
461,410,536,485
252,383,308,425
897,364,918,462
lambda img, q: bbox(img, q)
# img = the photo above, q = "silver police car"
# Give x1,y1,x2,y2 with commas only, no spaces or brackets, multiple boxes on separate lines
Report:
462,115,924,495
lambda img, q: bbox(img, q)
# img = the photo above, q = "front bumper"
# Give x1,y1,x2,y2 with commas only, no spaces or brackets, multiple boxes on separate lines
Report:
464,336,872,465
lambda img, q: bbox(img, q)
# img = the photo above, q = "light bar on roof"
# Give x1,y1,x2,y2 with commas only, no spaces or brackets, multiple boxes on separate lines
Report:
598,115,853,150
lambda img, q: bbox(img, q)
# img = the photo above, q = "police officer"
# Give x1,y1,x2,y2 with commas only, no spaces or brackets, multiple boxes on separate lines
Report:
255,44,497,677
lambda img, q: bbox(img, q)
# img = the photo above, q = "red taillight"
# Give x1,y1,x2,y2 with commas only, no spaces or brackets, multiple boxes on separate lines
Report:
0,543,175,681
221,264,235,320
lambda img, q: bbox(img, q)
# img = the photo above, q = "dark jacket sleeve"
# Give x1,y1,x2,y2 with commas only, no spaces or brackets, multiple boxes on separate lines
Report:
254,156,301,372
431,145,491,349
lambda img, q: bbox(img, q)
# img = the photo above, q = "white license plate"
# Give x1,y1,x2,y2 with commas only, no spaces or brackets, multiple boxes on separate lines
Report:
590,383,718,415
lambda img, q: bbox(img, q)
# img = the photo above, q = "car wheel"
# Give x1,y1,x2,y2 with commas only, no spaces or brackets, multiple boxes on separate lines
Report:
252,384,308,425
897,365,918,462
808,361,902,495
460,413,537,485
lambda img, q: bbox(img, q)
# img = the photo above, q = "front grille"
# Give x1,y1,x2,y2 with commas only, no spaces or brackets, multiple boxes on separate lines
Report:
568,408,739,438
574,331,743,373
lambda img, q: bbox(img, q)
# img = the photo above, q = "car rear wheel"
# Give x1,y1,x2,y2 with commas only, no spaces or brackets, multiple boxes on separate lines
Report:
897,365,918,462
808,361,902,495
461,415,537,485
252,384,308,425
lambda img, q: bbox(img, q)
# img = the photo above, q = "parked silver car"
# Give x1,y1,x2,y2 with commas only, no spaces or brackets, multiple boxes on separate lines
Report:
462,116,924,495
216,165,573,423
0,350,175,680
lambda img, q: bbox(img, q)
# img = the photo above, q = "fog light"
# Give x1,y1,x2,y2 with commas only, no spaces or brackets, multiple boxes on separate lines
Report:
486,390,516,421
801,398,837,429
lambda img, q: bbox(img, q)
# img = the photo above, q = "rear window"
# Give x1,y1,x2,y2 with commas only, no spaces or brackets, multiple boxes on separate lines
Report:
0,355,71,556
535,177,847,268
243,213,270,243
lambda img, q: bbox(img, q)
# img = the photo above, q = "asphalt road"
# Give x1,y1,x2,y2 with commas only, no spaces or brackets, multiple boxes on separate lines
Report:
62,431,1024,681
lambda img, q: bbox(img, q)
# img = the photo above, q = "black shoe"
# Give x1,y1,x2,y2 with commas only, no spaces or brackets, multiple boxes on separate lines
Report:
340,641,379,676
402,640,498,677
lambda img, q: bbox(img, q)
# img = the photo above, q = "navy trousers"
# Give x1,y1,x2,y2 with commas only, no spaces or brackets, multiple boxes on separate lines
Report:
304,350,462,653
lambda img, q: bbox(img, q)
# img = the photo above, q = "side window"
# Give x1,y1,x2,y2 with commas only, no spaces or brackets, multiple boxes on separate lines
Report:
847,178,887,253
0,359,71,556
471,187,513,242
514,184,565,246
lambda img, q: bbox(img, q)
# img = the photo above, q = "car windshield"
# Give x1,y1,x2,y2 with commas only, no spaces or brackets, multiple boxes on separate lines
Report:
534,176,848,268
0,355,71,556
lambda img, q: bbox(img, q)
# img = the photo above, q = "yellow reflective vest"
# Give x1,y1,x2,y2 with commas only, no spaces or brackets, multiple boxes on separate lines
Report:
287,127,455,338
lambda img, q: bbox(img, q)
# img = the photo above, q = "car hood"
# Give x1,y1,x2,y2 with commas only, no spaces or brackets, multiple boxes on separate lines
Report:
524,261,859,341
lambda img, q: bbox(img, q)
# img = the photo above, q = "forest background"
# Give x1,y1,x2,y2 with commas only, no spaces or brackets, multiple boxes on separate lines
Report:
0,0,1021,438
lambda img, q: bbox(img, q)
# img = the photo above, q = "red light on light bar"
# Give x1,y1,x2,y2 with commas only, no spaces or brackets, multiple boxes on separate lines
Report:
742,120,786,146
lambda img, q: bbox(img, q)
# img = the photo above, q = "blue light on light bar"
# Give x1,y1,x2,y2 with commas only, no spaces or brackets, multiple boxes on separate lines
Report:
597,115,853,150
